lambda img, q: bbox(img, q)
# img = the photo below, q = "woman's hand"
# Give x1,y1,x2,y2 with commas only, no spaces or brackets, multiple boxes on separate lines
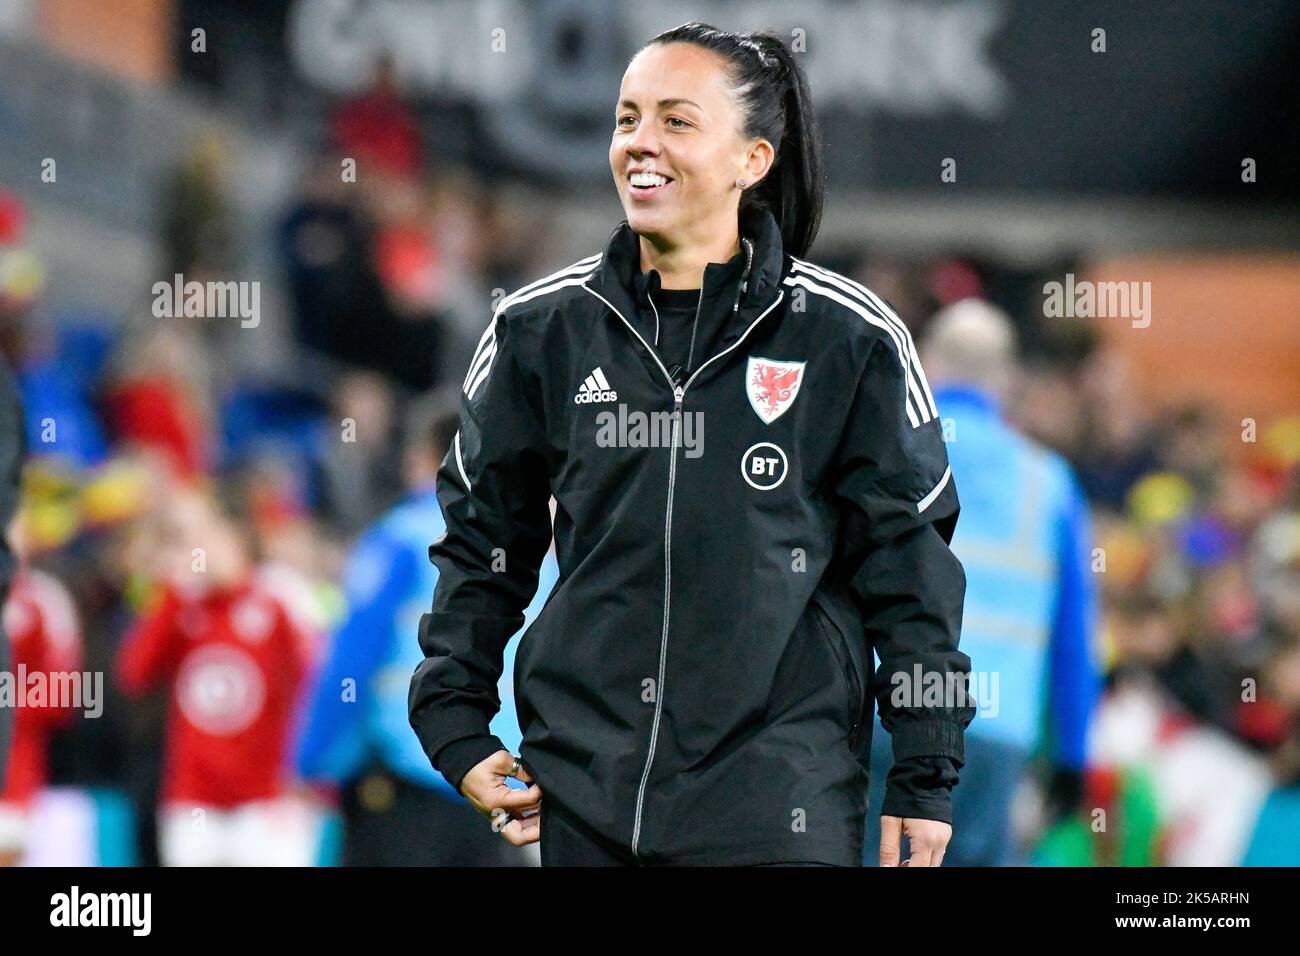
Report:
460,750,544,846
878,815,951,867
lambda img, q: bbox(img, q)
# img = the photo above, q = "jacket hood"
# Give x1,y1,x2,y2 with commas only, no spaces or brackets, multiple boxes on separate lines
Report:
584,203,788,355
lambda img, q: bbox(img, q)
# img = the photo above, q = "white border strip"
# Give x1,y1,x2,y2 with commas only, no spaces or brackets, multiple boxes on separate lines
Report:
917,464,952,514
782,273,924,428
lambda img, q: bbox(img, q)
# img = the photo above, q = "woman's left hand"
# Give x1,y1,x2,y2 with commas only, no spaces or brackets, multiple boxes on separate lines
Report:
878,815,952,867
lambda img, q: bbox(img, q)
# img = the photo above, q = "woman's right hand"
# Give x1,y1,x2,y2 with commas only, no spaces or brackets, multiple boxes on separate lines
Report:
461,750,543,846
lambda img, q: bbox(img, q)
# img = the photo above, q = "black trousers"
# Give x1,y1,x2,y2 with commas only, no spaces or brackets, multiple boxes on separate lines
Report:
539,800,839,866
341,764,535,867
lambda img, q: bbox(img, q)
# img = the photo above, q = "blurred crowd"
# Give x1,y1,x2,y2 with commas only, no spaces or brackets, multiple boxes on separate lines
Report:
0,62,1297,867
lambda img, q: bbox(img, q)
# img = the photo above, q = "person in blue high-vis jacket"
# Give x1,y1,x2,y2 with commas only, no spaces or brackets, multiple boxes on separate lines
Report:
295,397,559,865
863,298,1101,867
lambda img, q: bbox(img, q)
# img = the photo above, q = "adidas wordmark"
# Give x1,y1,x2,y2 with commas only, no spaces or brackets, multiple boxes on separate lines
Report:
575,367,618,404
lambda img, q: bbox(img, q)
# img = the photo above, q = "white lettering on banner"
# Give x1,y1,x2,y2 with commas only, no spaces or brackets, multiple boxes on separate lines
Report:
287,0,1010,175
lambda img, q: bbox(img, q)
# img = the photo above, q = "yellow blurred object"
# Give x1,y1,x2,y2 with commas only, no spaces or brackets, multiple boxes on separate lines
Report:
19,459,82,551
1126,471,1196,528
16,455,156,554
1261,416,1300,467
81,458,153,525
22,458,79,498
0,248,46,303
1098,617,1119,673
23,500,80,551
311,579,348,632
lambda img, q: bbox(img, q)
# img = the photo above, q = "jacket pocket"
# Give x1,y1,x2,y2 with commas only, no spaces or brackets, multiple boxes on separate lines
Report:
809,594,866,752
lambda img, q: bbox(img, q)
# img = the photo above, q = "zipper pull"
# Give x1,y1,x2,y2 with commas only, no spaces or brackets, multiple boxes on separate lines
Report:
673,385,684,409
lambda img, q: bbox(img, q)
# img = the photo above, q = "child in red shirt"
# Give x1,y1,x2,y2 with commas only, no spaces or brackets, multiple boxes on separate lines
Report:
117,488,314,865
0,566,82,865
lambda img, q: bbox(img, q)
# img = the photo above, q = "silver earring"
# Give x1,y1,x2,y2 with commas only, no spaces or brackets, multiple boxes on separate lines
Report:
737,178,747,188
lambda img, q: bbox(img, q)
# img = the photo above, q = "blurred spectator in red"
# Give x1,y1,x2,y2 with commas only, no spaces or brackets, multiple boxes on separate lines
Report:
0,192,46,362
115,487,315,865
329,54,423,180
1090,612,1274,866
238,452,344,642
102,326,212,481
366,174,443,390
372,176,440,311
278,152,446,392
0,515,83,866
0,192,23,246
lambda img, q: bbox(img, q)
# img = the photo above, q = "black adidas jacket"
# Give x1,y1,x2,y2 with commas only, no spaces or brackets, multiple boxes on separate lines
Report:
409,204,975,865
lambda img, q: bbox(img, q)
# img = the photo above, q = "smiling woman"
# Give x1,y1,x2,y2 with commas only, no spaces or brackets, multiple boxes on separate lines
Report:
609,26,823,291
410,21,974,869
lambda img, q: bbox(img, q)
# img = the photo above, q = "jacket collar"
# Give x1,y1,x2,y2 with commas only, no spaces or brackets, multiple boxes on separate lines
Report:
583,203,787,355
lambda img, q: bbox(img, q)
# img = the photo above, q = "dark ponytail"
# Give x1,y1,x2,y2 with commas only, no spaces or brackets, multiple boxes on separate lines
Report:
644,22,825,257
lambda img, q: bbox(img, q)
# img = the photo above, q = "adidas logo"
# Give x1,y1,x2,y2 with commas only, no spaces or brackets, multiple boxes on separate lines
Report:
574,367,618,404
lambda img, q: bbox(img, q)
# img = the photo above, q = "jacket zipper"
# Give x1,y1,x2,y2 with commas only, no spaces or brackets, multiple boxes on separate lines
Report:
684,284,703,375
629,378,683,862
582,277,785,863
